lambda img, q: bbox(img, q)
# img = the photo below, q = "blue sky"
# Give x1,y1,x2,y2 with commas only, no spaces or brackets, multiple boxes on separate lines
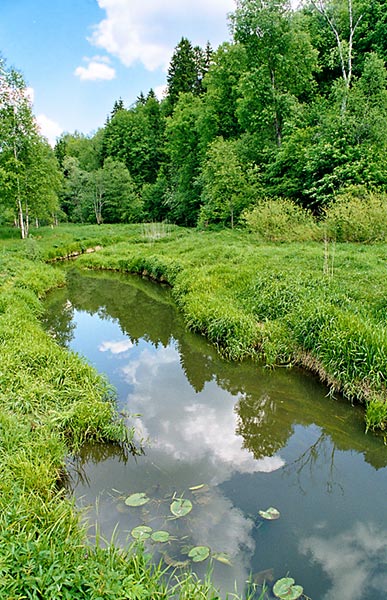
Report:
0,0,235,144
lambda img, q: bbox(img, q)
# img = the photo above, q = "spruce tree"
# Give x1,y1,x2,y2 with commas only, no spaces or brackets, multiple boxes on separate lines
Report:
166,37,199,108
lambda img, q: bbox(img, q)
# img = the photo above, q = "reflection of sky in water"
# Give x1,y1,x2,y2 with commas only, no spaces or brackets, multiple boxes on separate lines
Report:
52,292,387,600
66,309,284,594
92,322,284,594
115,342,284,478
300,523,387,600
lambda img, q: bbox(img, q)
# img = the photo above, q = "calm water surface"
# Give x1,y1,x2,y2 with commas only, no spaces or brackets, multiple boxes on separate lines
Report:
44,267,387,599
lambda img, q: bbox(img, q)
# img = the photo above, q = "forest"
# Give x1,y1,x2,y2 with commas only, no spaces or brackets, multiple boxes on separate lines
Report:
2,0,387,236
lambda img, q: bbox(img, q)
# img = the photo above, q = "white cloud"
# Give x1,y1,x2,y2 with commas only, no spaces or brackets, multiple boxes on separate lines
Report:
99,339,134,354
90,0,235,72
74,57,116,81
300,522,387,600
25,86,35,104
154,84,167,101
36,114,63,146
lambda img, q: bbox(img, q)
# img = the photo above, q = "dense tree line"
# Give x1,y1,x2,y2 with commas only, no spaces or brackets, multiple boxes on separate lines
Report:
2,0,387,232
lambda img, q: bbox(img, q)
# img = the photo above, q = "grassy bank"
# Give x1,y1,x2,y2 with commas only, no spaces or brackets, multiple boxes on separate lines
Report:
0,228,246,599
71,225,387,432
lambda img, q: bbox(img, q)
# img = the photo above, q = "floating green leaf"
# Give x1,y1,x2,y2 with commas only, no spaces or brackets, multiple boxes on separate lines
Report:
188,546,210,562
170,498,192,518
189,484,205,491
212,552,232,566
151,530,170,543
259,507,280,520
131,525,152,540
125,492,150,507
273,577,303,599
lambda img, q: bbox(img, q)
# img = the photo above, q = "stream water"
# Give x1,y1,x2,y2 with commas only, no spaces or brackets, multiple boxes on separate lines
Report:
43,267,387,599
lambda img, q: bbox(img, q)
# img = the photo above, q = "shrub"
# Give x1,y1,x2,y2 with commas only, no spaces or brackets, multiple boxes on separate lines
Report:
241,198,320,242
323,187,387,242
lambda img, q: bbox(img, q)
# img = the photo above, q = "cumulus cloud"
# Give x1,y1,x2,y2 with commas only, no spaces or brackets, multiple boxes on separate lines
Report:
90,0,235,72
36,114,63,146
99,339,134,354
154,84,167,101
74,56,116,81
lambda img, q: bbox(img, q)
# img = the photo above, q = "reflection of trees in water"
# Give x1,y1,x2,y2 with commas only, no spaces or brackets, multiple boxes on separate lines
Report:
45,267,387,472
43,287,76,347
66,441,144,491
282,433,344,496
235,392,292,459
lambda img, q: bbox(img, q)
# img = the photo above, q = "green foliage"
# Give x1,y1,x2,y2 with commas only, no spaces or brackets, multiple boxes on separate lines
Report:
102,96,164,187
324,187,387,242
232,0,318,147
4,3,387,228
164,93,206,225
241,198,320,241
198,137,258,228
0,58,62,235
166,38,208,110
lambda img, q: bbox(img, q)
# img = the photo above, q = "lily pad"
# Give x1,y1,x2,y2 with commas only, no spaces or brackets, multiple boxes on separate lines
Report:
131,525,152,540
125,492,150,507
212,552,232,566
151,530,170,543
273,577,303,599
170,498,192,518
188,545,210,562
259,507,280,520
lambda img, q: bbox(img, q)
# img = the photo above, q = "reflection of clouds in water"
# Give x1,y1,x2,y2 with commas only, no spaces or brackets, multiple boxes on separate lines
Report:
120,345,284,479
300,522,387,600
99,339,134,354
96,339,283,594
189,489,255,595
122,344,177,385
181,402,284,476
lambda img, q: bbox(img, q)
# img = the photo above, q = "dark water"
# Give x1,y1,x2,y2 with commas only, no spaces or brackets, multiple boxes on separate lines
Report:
44,267,387,600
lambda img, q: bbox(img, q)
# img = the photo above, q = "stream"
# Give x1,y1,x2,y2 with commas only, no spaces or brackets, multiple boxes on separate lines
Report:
43,266,387,599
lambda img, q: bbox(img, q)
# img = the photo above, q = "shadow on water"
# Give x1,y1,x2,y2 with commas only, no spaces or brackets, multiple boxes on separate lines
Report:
44,267,387,600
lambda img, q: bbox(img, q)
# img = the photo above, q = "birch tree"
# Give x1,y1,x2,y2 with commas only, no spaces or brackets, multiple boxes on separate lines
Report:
0,59,38,237
306,0,363,110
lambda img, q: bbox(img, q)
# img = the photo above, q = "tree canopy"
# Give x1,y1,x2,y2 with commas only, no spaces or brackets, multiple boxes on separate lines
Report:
2,0,387,230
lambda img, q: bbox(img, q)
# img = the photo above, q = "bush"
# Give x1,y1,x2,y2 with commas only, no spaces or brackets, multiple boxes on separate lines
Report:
241,198,320,242
323,187,387,242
